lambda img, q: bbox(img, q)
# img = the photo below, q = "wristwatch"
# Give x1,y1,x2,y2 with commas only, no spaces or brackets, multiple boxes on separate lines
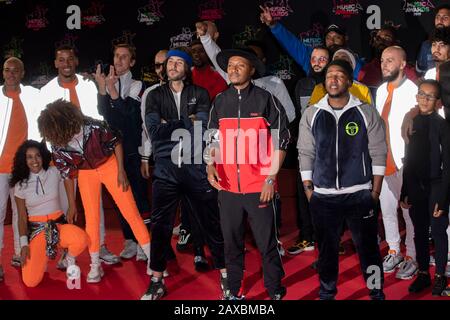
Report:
265,178,275,185
303,184,314,192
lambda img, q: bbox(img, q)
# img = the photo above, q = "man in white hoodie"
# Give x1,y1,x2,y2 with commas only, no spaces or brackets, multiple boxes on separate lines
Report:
376,46,418,280
0,57,41,281
40,45,120,268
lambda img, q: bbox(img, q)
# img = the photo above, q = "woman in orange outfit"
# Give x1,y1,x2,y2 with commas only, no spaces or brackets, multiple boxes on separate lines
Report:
37,99,151,283
10,140,88,288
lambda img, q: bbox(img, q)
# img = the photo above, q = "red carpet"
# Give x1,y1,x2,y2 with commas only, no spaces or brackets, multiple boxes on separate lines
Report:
0,218,448,300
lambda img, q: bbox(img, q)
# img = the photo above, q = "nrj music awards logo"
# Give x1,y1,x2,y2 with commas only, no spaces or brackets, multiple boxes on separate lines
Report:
299,23,324,48
170,28,194,49
232,26,262,48
26,4,49,31
82,1,106,28
269,55,295,81
332,0,363,18
263,0,293,21
138,0,164,26
198,0,225,20
55,33,79,50
112,30,136,47
403,0,434,16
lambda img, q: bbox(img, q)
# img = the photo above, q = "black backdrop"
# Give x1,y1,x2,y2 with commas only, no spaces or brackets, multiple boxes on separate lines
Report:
0,0,447,91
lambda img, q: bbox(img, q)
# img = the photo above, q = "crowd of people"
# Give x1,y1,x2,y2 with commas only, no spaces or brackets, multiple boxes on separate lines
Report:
0,4,449,300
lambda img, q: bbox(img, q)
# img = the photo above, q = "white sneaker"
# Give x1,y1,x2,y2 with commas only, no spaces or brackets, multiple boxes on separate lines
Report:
136,245,148,262
57,249,69,270
11,255,21,268
99,245,121,265
395,257,418,280
383,250,404,273
120,240,137,259
86,264,105,283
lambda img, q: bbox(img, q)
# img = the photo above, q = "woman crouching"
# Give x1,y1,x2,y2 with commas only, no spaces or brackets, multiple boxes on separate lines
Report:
11,140,88,287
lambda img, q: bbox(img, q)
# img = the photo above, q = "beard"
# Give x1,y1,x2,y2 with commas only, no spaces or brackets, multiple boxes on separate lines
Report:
168,70,186,81
328,89,349,98
382,68,400,82
311,69,325,83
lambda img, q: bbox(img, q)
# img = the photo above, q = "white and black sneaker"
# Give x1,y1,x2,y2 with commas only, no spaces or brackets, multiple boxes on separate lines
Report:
141,278,167,300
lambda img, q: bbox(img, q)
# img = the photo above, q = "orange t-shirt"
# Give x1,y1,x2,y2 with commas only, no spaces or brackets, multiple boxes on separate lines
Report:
61,79,81,108
0,90,28,173
380,83,397,176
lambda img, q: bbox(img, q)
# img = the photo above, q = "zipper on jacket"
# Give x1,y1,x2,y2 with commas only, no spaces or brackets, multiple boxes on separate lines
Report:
335,120,340,189
362,152,367,177
236,90,242,193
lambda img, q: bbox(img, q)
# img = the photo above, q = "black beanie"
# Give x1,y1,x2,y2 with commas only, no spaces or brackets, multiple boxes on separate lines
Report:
325,59,354,81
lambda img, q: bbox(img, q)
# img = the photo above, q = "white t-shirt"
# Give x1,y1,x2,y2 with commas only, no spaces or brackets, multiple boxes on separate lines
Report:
172,90,181,119
14,166,63,217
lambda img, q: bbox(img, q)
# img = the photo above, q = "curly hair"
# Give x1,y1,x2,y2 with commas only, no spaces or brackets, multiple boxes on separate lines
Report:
38,99,84,147
10,140,52,188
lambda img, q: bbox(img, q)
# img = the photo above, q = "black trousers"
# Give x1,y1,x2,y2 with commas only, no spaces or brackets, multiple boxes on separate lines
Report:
218,191,285,297
118,153,152,241
150,159,225,272
296,173,314,242
408,181,449,275
309,190,384,300
180,199,205,255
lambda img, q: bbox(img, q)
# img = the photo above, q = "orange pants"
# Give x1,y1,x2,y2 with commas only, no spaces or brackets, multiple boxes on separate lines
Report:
22,211,88,288
78,155,150,254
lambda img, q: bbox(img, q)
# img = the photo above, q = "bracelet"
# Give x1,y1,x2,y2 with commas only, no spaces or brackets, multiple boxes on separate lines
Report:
19,235,29,248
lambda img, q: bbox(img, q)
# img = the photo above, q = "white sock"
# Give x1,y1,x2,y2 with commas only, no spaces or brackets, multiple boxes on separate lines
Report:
140,243,151,260
90,252,100,266
66,253,76,267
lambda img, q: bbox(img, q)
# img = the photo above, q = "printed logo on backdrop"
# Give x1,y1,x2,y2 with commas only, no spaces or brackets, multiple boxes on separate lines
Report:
403,0,435,16
26,4,49,31
112,30,137,47
3,37,24,59
263,0,293,21
299,23,324,48
199,0,225,20
138,0,165,26
269,55,295,80
141,66,159,85
55,33,79,50
170,28,195,49
232,26,263,48
82,1,106,28
332,0,363,18
31,62,53,89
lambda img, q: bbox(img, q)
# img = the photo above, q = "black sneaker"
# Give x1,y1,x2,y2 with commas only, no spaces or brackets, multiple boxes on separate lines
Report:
176,229,192,251
408,272,431,293
220,274,231,299
432,275,447,296
141,279,167,300
271,287,287,300
287,239,315,255
194,256,210,272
